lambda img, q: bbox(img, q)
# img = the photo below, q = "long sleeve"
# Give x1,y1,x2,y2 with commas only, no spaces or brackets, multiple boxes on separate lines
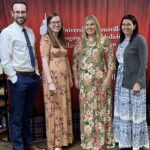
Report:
136,35,148,85
33,33,40,75
0,22,38,83
0,30,17,83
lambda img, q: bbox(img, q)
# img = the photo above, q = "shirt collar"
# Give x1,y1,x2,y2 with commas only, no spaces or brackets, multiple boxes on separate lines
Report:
13,21,26,31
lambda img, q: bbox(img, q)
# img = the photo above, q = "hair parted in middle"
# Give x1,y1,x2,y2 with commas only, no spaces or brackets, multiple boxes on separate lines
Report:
119,14,139,43
81,15,103,49
47,12,66,48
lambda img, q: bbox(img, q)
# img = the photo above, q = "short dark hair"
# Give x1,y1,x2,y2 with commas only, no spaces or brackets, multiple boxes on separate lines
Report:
119,14,139,43
11,0,28,11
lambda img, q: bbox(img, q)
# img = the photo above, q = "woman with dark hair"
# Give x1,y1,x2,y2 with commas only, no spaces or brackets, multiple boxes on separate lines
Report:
40,12,73,150
113,14,149,150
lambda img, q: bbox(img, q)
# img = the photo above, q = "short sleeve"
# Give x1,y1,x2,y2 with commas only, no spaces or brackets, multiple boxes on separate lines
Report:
40,34,51,58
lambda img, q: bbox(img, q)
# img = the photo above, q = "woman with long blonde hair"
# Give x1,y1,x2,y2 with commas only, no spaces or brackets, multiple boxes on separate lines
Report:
73,15,115,150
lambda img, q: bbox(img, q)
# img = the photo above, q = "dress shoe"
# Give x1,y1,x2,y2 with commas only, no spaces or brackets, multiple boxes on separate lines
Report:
25,145,47,150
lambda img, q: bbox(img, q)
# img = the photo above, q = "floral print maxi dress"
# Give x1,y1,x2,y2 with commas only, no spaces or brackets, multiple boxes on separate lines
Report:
40,35,73,150
73,37,115,150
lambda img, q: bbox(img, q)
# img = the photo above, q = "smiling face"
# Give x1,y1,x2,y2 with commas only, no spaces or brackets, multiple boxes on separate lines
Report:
49,16,62,33
84,19,96,36
121,19,136,38
11,3,27,26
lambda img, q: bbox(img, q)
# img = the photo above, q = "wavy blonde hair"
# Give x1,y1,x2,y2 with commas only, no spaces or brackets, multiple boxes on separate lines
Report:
81,15,103,49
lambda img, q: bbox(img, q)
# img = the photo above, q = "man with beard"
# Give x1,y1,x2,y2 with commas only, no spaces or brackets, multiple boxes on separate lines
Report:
0,1,46,150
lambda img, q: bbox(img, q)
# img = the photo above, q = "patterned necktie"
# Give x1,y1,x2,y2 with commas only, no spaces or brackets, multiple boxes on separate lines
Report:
22,28,35,68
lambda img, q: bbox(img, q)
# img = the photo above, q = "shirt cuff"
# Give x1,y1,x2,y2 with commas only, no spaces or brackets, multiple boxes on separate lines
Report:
9,75,17,83
35,68,40,76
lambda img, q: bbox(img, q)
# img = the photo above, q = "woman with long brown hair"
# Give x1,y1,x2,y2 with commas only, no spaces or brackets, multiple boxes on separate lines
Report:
40,12,73,150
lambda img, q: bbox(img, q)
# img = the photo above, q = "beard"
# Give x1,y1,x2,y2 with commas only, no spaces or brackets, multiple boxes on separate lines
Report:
15,17,27,25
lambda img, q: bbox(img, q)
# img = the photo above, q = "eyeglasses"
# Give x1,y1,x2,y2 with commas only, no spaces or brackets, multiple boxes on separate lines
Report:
13,11,27,15
50,21,61,25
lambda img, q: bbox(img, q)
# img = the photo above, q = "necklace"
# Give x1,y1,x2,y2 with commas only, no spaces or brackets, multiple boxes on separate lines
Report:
87,39,96,46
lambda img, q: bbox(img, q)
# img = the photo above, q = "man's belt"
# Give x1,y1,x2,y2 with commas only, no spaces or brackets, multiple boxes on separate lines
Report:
16,71,35,77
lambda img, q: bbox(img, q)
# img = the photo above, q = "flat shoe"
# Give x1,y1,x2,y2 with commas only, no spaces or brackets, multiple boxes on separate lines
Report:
54,147,63,150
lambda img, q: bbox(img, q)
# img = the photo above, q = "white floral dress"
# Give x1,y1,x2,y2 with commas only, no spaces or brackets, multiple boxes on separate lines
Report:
113,39,149,150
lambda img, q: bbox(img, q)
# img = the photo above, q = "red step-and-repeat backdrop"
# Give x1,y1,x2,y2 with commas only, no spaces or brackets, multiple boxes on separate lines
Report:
0,0,150,115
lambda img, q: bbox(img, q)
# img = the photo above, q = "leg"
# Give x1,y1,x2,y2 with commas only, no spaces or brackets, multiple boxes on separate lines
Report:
22,74,40,146
9,76,28,150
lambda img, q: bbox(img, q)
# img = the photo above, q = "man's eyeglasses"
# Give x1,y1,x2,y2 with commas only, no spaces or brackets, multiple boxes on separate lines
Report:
50,21,61,25
13,11,27,15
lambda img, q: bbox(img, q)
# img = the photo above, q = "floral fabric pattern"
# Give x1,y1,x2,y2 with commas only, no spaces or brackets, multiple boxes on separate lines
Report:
73,37,115,150
113,39,149,150
40,35,73,150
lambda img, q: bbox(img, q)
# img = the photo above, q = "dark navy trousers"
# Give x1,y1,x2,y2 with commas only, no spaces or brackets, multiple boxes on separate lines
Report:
8,74,40,150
